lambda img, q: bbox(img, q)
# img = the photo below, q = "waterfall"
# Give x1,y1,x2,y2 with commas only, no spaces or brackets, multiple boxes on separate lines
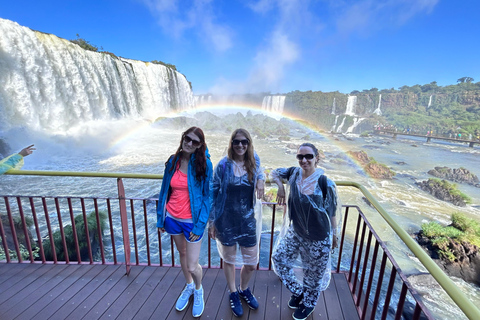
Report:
346,117,365,133
331,115,339,132
427,95,432,108
373,94,382,115
336,116,346,133
194,95,213,106
331,98,336,115
345,96,357,116
261,95,285,114
0,18,194,133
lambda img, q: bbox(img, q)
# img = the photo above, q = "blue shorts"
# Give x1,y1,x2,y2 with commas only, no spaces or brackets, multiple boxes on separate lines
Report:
164,216,203,243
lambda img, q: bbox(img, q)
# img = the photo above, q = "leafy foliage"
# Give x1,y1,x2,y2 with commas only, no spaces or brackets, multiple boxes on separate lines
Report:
151,60,177,71
42,210,108,262
421,212,480,262
69,34,101,52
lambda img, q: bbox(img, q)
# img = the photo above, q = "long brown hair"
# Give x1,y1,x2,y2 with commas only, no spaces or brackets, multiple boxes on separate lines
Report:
168,127,207,182
227,128,256,182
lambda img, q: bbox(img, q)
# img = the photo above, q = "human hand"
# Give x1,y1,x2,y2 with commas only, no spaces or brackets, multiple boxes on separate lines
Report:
189,232,200,242
332,235,338,252
158,227,166,233
19,144,35,157
256,180,265,199
208,226,216,240
276,187,286,205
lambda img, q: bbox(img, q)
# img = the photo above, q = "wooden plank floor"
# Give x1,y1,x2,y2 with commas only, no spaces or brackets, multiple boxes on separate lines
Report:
0,263,359,320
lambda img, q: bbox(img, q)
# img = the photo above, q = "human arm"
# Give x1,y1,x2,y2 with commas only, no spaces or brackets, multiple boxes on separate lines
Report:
271,167,295,205
254,152,265,199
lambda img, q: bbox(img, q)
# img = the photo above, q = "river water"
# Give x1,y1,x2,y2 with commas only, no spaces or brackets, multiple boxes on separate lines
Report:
1,110,479,319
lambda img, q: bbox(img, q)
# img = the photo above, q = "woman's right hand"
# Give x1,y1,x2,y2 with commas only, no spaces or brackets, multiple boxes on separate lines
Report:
208,225,216,239
158,227,165,233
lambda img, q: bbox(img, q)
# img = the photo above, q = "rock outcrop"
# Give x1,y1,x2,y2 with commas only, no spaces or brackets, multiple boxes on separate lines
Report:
415,179,468,207
347,150,396,179
428,166,480,187
415,232,480,286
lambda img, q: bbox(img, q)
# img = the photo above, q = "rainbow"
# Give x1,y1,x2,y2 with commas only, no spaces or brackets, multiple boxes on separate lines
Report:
108,103,368,177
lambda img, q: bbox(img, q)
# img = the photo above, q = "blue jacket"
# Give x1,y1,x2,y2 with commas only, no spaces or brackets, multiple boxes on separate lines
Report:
210,152,264,222
157,149,213,236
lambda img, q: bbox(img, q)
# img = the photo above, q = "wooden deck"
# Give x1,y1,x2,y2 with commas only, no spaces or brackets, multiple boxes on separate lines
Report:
0,263,360,320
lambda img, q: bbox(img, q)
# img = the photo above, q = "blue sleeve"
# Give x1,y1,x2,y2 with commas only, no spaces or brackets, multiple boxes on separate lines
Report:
254,152,264,181
192,158,213,235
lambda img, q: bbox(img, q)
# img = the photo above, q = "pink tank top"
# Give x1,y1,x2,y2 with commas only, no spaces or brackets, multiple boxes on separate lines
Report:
166,169,192,219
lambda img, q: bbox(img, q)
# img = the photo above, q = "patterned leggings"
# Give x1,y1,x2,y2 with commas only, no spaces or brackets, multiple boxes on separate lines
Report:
272,226,330,308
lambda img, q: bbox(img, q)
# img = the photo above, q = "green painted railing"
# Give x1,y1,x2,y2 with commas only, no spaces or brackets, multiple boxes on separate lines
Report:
5,170,480,320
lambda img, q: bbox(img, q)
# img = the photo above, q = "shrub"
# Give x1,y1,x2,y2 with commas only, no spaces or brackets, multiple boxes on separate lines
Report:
42,210,108,261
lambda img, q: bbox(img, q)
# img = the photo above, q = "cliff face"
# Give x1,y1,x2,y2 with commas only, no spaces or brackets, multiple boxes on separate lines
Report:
283,88,480,133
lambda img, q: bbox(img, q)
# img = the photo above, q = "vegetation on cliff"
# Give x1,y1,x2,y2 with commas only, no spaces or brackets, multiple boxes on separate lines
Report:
284,81,480,137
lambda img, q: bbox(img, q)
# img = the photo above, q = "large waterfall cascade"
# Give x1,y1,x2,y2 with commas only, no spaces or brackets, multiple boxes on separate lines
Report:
261,95,286,114
373,94,382,115
331,97,336,114
427,95,433,109
345,95,357,116
0,18,195,133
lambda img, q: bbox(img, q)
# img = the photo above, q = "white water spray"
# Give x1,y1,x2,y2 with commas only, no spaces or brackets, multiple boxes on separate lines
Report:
0,18,194,133
345,96,357,116
374,94,382,115
261,95,285,114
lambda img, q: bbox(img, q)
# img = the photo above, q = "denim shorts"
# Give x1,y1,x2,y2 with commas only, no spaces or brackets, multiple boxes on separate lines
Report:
164,216,203,243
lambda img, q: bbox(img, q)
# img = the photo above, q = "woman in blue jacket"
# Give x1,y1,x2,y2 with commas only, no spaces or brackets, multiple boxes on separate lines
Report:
157,127,212,318
209,128,264,317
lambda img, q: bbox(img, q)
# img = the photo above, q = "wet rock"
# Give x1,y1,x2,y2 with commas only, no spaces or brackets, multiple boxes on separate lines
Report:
395,161,407,165
415,179,467,207
428,166,479,187
415,232,480,286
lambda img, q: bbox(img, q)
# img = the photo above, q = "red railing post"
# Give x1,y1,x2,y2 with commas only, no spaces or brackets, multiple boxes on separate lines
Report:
117,178,131,275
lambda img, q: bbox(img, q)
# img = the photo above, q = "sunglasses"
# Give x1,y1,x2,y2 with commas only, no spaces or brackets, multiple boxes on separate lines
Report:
184,136,201,147
296,154,315,161
232,139,249,146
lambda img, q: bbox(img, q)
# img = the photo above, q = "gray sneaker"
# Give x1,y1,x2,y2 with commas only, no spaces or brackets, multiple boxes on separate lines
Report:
176,284,194,311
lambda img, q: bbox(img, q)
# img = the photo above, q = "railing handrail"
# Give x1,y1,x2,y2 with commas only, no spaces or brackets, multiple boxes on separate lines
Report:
4,170,480,320
335,181,480,320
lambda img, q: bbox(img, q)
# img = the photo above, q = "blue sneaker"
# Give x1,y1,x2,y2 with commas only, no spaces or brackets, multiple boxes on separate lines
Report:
288,293,303,309
238,286,259,310
175,283,194,311
293,303,315,320
192,286,204,318
229,291,244,317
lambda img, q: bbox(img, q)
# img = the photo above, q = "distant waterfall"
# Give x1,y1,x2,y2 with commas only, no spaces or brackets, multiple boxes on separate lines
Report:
194,95,213,106
262,95,285,114
427,95,432,108
346,117,365,133
331,98,336,115
331,115,339,132
373,94,382,115
345,96,357,116
336,116,346,133
0,18,194,132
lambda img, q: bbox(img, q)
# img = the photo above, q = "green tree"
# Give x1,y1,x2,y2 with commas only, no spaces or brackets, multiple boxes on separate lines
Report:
457,77,474,83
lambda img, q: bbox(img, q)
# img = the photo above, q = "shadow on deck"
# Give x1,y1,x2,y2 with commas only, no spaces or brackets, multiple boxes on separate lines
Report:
0,263,359,320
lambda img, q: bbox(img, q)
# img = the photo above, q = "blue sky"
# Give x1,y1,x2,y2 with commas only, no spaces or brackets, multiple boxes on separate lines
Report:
1,0,479,94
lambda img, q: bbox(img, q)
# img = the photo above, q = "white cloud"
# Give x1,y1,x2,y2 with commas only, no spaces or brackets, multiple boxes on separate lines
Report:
333,0,440,36
139,0,233,52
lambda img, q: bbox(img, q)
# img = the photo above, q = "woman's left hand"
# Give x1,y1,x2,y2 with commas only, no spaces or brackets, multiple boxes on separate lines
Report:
256,180,265,199
189,232,200,242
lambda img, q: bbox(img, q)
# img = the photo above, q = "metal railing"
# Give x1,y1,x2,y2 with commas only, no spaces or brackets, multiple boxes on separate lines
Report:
1,170,479,320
